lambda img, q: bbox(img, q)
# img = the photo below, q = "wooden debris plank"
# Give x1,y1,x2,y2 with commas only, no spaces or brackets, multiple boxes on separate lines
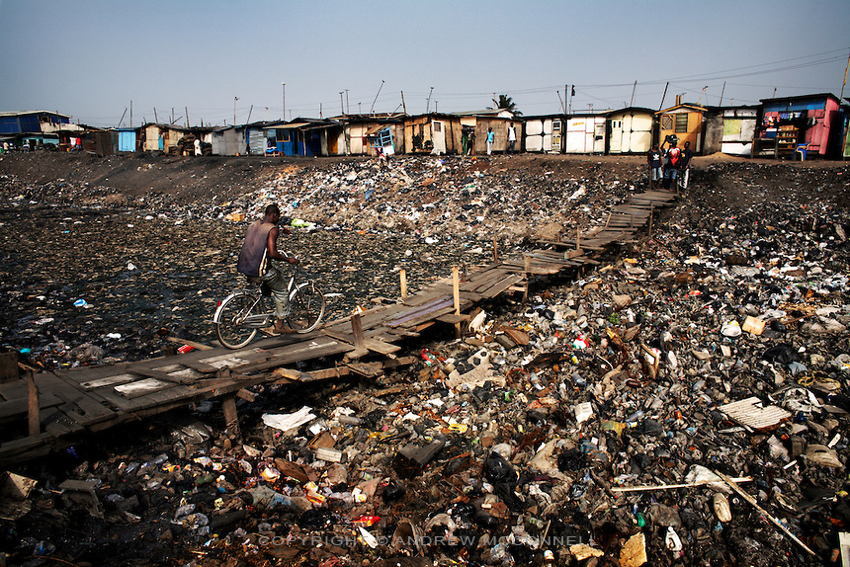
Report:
0,393,63,420
539,240,607,251
233,338,355,373
387,297,454,326
114,378,177,399
478,274,526,298
42,407,85,437
391,304,458,328
321,329,401,355
401,286,453,306
128,367,197,385
50,389,115,425
436,313,471,324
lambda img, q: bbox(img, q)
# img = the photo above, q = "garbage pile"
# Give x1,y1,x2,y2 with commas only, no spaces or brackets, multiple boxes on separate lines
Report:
0,153,645,241
2,161,849,566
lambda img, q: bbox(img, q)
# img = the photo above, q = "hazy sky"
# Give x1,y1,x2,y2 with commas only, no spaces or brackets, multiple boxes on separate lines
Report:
1,0,848,126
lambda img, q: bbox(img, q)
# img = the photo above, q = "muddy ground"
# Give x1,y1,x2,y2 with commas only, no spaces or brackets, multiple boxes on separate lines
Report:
1,152,850,567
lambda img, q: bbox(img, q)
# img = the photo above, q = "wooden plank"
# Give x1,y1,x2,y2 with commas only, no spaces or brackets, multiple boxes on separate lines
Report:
79,373,137,390
114,378,173,399
387,297,454,327
0,393,63,420
165,337,214,350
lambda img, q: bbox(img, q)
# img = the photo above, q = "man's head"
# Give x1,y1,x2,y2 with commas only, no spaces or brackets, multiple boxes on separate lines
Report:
651,144,659,151
264,204,281,224
684,141,691,149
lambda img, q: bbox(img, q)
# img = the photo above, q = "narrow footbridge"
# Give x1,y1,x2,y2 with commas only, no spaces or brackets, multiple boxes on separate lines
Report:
0,190,677,464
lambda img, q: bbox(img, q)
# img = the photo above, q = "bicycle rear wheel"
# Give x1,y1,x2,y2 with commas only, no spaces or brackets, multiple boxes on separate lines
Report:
286,282,326,334
215,292,260,349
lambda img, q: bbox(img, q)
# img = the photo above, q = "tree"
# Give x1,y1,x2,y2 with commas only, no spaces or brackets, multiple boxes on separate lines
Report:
491,94,522,116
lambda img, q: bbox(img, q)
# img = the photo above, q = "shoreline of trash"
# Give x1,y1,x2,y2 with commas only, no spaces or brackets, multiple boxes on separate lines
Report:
1,156,850,566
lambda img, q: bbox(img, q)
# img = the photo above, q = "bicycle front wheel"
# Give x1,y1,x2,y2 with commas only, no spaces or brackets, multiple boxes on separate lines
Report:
287,282,326,334
215,292,260,349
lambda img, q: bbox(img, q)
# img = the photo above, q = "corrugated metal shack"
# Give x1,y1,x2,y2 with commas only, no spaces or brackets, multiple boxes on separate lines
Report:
403,114,462,155
565,112,608,154
719,106,758,156
263,118,342,157
606,107,654,154
0,111,71,136
523,114,566,153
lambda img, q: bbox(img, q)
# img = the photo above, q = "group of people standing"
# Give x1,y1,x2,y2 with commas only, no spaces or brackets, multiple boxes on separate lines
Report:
647,135,693,190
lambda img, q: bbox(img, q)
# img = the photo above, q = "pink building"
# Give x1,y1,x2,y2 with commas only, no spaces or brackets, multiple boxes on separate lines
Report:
754,93,846,158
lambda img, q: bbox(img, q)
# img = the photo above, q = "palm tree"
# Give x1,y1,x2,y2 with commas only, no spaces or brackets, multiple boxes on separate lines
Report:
491,94,522,116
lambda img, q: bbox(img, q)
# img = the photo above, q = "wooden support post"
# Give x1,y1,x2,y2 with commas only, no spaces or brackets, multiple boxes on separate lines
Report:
575,226,580,251
351,312,365,351
399,269,408,300
222,395,239,435
648,205,654,235
523,255,531,303
27,370,39,437
492,236,499,262
452,266,462,338
604,212,611,229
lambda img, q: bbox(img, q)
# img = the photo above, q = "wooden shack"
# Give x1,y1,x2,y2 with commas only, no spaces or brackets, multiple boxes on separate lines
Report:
333,114,405,155
140,123,187,152
656,97,723,154
402,114,462,155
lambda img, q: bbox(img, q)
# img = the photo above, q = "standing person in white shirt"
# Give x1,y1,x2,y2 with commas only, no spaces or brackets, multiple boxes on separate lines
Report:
507,122,517,154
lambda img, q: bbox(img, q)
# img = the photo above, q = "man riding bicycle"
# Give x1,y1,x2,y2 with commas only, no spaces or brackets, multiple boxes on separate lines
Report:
236,204,299,333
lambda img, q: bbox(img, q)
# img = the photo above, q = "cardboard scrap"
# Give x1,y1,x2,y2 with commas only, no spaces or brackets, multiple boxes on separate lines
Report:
719,397,791,430
620,532,648,567
0,472,37,520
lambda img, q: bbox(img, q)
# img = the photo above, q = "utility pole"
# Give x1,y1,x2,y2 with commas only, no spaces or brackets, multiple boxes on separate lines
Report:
426,86,435,113
564,84,568,114
171,107,175,123
556,90,565,114
153,107,158,123
233,97,238,126
400,91,407,115
629,80,637,107
246,104,253,124
370,80,385,115
840,49,850,102
358,102,362,114
281,83,286,122
185,106,189,127
117,107,127,128
772,87,777,98
129,100,133,128
718,81,727,106
319,103,323,118
435,100,438,113
345,89,350,114
658,82,669,110
339,92,345,115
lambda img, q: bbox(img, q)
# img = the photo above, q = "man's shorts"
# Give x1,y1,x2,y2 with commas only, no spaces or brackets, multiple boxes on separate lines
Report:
664,167,678,180
650,167,662,181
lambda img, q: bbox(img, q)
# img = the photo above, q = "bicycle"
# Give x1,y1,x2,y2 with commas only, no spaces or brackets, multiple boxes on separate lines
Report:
213,261,326,349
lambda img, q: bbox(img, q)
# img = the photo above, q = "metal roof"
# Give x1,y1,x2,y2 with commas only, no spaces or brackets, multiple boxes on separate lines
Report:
0,110,70,118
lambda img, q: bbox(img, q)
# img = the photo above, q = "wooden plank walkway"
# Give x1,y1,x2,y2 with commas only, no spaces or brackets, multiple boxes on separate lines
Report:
0,188,677,464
